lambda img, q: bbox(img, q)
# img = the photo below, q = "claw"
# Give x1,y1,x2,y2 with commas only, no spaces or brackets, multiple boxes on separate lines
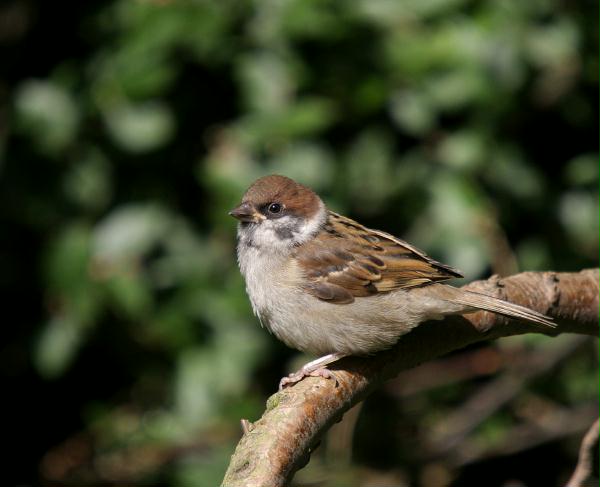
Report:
278,352,347,390
278,366,340,390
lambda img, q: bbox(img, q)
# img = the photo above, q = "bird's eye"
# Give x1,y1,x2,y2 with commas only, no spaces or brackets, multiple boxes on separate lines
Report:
268,203,282,214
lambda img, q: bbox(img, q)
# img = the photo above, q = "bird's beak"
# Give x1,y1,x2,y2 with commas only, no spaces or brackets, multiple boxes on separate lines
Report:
229,202,265,223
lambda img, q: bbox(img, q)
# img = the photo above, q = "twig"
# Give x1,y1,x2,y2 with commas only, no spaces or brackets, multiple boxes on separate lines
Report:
449,402,598,467
221,269,599,487
566,418,599,487
385,346,506,398
426,335,589,455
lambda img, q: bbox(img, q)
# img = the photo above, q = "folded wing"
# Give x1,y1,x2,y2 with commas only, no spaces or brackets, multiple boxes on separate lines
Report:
296,211,463,304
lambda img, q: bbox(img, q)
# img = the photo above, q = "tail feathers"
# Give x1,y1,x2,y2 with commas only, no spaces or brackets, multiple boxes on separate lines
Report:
450,289,556,328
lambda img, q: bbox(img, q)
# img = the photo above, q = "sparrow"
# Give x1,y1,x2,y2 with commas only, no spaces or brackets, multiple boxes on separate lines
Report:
229,175,554,389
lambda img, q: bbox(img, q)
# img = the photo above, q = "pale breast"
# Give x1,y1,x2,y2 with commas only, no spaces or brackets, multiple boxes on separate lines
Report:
237,241,299,326
237,230,445,356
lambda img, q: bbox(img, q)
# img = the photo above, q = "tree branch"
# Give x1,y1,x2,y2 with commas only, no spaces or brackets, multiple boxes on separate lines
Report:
221,269,599,487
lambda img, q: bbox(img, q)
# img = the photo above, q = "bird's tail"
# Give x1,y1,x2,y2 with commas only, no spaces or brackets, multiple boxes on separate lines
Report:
432,285,556,328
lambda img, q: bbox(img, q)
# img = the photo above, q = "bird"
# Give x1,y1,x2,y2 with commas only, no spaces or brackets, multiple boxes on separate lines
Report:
229,175,554,389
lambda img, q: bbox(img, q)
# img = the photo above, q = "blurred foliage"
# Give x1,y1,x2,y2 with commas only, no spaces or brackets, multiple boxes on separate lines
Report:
0,0,597,486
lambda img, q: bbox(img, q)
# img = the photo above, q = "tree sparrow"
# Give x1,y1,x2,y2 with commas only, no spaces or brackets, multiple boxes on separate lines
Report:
230,175,554,389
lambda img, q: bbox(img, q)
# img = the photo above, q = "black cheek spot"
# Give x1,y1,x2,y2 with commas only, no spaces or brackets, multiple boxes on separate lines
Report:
273,219,302,240
274,226,294,240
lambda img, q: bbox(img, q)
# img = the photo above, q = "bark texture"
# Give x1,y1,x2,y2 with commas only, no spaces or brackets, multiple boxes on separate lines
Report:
221,269,599,487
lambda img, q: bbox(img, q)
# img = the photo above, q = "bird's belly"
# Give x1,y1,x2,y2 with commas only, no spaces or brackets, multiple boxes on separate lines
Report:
239,245,433,356
257,290,426,356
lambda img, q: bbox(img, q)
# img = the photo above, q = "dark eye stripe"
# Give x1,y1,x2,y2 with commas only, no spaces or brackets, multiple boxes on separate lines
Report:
260,202,285,217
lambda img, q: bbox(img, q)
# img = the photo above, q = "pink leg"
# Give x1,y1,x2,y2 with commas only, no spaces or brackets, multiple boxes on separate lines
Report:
279,352,347,390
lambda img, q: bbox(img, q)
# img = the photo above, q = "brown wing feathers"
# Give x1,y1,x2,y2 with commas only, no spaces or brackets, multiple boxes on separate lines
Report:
297,212,463,304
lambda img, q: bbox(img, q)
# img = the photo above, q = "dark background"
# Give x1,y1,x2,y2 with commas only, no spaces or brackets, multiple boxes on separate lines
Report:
0,0,598,486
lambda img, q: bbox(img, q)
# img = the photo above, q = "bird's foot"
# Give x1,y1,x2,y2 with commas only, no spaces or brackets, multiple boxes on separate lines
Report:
279,367,338,390
278,352,346,390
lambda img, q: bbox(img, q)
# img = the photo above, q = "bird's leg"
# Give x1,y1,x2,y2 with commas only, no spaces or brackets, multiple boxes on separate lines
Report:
279,352,347,390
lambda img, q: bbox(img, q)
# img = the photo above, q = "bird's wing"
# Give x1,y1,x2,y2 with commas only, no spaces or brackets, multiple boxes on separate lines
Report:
295,211,463,304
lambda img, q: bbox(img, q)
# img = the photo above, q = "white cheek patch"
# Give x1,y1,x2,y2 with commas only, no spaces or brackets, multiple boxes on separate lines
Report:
239,201,327,250
295,201,327,244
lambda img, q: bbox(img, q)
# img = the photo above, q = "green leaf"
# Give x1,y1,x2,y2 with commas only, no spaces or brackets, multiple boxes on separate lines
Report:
35,314,87,379
93,204,170,263
103,101,176,153
14,79,79,153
